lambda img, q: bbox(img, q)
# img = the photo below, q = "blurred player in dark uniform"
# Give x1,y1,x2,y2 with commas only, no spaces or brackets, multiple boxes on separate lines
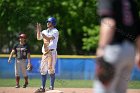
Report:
94,0,140,93
8,33,31,88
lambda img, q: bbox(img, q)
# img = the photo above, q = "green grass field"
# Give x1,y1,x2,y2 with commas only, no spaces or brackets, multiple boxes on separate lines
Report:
0,79,140,89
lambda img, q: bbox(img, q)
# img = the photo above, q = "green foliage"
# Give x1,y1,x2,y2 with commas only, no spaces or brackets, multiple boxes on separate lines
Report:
0,0,99,55
1,0,139,55
82,25,99,52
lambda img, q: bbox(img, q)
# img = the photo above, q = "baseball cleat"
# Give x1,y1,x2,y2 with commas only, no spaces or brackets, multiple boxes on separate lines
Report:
49,86,54,90
23,83,28,88
15,85,20,88
34,88,45,93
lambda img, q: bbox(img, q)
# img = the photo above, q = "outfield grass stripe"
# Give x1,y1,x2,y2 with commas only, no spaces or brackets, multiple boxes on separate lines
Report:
0,79,140,88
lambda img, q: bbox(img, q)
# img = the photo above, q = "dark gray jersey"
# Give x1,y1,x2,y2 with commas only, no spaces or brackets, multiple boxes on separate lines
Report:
98,0,140,43
13,43,30,59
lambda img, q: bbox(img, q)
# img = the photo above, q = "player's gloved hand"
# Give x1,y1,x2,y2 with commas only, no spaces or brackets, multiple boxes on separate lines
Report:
96,57,115,86
48,66,54,74
27,63,33,71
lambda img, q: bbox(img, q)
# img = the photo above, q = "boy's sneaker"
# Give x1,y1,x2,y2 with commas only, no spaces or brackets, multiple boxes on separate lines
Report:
34,88,45,93
49,86,54,90
15,85,20,88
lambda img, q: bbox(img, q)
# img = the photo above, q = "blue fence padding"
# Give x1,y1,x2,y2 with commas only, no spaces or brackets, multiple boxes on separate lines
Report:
58,58,95,79
131,65,140,80
0,58,15,78
0,57,140,80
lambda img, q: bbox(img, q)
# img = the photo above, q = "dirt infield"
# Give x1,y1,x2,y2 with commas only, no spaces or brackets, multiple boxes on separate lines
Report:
0,87,140,93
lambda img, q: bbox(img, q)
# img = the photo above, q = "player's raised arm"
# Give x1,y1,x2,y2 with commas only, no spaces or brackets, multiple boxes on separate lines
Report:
42,33,54,41
36,23,43,40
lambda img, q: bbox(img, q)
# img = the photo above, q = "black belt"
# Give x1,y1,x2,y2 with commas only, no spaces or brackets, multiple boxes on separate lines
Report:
50,49,54,51
16,58,26,60
44,49,54,55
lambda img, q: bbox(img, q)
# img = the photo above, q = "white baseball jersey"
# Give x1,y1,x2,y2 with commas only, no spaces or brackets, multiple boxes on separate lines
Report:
37,28,59,54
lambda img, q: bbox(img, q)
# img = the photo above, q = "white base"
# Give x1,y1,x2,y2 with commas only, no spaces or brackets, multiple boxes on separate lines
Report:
46,90,64,93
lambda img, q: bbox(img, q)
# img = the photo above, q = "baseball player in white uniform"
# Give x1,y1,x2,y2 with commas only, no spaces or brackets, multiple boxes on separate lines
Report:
35,17,59,93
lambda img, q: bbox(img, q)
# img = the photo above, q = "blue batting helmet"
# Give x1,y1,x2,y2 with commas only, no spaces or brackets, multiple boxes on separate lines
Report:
46,17,56,26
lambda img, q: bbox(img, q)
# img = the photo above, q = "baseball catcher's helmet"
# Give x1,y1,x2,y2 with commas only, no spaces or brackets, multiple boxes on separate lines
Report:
46,17,56,26
19,34,27,39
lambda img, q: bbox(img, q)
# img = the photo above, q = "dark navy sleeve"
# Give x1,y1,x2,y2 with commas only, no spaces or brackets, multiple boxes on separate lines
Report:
27,44,30,53
98,0,114,17
12,44,17,51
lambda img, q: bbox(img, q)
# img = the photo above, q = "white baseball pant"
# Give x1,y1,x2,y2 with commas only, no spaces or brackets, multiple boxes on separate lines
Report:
40,50,57,75
94,40,135,93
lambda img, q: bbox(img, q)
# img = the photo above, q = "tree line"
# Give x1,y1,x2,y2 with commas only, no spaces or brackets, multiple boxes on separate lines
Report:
0,0,139,55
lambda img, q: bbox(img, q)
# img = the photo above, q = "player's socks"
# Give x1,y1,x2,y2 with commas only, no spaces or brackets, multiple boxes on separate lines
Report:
41,75,47,89
16,76,20,85
50,73,55,89
24,76,28,84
